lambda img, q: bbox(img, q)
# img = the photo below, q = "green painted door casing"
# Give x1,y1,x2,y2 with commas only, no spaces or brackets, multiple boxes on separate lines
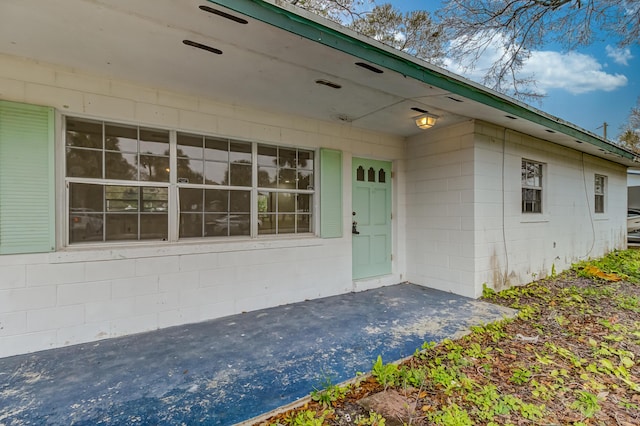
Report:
352,158,392,280
0,100,55,254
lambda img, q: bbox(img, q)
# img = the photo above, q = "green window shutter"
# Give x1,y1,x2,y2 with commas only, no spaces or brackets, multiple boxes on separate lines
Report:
320,148,342,238
0,101,55,254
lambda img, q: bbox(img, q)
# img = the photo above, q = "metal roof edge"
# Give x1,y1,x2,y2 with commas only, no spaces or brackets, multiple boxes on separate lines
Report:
207,0,638,164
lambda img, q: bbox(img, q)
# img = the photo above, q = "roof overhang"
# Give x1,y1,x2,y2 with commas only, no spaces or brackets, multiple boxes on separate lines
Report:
1,0,637,166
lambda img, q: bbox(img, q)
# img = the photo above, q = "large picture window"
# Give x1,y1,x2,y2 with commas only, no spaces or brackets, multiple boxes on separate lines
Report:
65,117,315,244
521,159,543,214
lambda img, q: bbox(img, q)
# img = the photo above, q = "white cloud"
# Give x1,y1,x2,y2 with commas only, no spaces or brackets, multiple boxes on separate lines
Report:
443,35,628,95
605,45,633,66
526,50,628,94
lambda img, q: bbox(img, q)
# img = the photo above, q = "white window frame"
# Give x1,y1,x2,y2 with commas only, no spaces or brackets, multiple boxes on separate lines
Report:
594,174,606,214
521,159,544,214
63,116,316,246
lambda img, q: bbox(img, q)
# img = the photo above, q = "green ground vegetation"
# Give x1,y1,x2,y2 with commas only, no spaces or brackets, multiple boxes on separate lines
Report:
263,250,640,425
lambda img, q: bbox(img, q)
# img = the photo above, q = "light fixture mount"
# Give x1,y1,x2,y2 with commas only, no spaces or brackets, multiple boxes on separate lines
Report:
414,112,438,129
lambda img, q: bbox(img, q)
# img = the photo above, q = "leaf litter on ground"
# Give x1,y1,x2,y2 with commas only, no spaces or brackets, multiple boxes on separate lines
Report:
257,249,640,426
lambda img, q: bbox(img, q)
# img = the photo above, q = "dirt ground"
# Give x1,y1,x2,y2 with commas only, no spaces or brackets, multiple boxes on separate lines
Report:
257,252,640,425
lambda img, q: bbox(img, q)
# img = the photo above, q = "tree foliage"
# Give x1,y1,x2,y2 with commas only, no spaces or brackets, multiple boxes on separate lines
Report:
438,0,640,98
349,4,445,64
618,97,640,151
287,0,373,23
286,0,444,63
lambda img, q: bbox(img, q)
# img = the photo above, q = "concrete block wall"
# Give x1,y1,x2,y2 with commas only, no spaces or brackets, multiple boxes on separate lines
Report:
0,53,405,357
473,122,628,294
404,120,477,298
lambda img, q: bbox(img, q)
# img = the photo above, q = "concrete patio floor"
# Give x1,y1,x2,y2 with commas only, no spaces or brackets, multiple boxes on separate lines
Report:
0,283,515,425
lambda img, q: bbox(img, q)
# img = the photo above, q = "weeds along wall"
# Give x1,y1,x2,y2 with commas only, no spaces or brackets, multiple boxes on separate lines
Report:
0,53,406,357
472,121,628,295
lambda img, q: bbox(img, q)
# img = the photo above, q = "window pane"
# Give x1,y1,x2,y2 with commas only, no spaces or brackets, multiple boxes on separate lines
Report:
67,147,102,178
258,166,277,188
297,170,313,190
142,187,168,212
207,214,250,237
298,150,314,170
139,155,169,182
66,119,102,149
105,214,138,241
230,190,250,213
230,141,251,163
279,148,296,168
297,194,312,213
180,188,203,212
69,183,105,243
106,152,137,180
278,214,296,234
258,145,277,166
70,211,103,243
180,213,203,238
204,161,227,185
178,158,203,184
70,182,103,213
205,137,229,162
205,213,227,236
595,195,604,213
278,169,296,189
139,128,169,155
297,214,311,233
230,163,252,186
177,133,204,160
278,192,295,212
140,213,168,240
258,214,276,235
106,186,139,212
258,192,273,213
105,124,137,152
205,189,228,212
229,214,250,236
280,171,294,189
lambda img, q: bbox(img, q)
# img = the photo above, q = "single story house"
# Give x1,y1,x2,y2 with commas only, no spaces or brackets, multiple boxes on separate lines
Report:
1,0,637,358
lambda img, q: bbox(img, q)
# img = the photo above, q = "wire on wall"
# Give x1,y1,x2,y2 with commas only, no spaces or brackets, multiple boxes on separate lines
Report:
581,152,596,258
501,127,510,287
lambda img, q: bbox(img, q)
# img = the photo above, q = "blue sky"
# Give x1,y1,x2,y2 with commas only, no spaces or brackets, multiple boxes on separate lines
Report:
386,0,640,140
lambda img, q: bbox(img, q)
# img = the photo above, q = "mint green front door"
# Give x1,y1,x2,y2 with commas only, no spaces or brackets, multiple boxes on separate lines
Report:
352,158,392,280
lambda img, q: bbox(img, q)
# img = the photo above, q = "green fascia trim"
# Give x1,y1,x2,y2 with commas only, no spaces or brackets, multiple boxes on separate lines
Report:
207,0,634,161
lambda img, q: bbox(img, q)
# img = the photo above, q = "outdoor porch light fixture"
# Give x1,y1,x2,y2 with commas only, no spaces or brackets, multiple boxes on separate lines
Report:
414,112,438,129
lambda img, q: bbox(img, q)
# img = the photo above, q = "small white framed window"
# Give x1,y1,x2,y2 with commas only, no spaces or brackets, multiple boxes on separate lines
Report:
521,159,543,213
594,174,606,214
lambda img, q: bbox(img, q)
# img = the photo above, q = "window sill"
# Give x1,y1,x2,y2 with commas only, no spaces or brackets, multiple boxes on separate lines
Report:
594,214,609,221
520,214,550,223
51,234,323,263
